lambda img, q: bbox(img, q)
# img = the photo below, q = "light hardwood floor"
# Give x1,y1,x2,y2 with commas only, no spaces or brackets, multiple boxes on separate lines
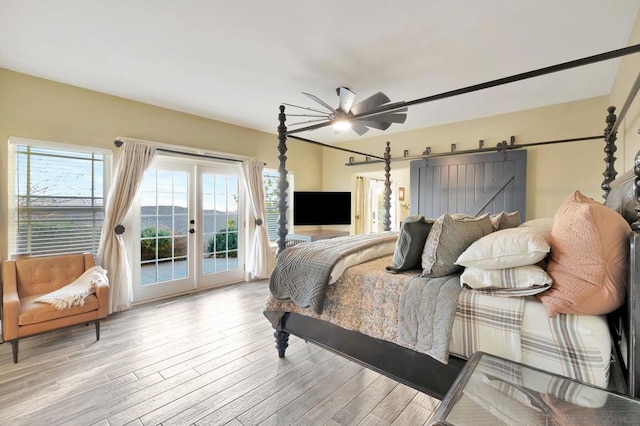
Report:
0,280,441,425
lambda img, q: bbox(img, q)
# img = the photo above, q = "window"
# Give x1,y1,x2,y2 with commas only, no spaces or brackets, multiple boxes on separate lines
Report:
262,169,292,243
8,138,111,257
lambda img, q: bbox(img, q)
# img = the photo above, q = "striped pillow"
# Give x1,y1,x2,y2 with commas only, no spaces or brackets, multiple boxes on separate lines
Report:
460,265,552,296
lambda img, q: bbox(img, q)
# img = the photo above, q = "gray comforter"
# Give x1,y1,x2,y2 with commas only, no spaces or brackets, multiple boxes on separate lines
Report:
269,232,398,314
397,273,463,364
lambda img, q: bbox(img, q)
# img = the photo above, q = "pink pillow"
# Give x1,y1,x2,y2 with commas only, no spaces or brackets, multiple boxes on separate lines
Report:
537,191,630,316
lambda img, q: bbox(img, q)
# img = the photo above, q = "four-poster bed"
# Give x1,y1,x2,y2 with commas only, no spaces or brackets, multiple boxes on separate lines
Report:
265,44,640,400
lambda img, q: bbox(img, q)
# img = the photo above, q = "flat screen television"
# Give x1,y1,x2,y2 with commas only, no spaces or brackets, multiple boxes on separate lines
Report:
293,191,351,225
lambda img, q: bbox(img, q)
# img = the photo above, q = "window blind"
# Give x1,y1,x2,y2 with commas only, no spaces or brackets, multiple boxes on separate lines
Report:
10,142,109,257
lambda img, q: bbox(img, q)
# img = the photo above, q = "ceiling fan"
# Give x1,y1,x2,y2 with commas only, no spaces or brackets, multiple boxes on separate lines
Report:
285,86,408,136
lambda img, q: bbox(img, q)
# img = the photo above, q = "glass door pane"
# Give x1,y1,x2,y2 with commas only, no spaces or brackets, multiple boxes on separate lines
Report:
139,169,190,285
198,166,244,287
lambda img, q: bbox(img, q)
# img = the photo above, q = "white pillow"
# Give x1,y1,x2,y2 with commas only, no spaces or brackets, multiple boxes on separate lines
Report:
518,217,553,244
460,265,552,296
455,227,550,269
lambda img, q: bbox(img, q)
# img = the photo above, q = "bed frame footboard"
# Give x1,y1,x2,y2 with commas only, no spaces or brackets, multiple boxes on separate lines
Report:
273,312,466,400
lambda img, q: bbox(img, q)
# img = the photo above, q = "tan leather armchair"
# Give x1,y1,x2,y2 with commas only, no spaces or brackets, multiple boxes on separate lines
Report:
2,252,109,363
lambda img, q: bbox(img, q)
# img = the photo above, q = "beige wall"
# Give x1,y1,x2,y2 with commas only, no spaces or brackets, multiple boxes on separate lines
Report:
0,68,322,261
323,95,610,232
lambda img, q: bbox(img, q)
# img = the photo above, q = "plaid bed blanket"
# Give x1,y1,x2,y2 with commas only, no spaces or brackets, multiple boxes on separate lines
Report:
398,279,527,364
264,255,610,387
451,291,525,362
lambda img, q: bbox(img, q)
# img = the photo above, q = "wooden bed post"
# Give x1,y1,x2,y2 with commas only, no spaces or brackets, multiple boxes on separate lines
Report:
629,151,640,397
277,105,289,255
602,106,618,199
274,105,292,358
602,104,640,398
383,141,392,231
633,152,640,232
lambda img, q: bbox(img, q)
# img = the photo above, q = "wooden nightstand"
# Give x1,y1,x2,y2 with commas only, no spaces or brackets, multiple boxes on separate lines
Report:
428,351,640,425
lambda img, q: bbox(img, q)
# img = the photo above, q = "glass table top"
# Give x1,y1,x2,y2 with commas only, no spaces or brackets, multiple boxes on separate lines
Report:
429,351,640,425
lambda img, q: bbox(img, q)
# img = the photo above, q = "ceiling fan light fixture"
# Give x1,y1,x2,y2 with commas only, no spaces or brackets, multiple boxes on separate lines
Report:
295,88,406,136
333,120,352,131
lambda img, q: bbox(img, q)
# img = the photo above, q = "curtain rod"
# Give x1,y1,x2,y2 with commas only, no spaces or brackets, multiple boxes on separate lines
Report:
113,139,265,165
357,176,385,182
288,43,640,135
344,134,603,166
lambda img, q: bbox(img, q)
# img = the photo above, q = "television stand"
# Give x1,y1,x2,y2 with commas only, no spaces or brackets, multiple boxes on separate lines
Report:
287,229,349,245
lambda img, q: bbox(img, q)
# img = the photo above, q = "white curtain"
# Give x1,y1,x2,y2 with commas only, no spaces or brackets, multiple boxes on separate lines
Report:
98,142,157,313
355,176,372,234
240,159,272,278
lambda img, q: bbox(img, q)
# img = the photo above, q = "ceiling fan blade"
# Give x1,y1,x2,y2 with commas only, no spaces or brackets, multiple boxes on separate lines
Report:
281,102,334,116
359,111,408,124
302,92,336,113
350,91,391,115
355,120,392,131
288,118,331,126
351,122,370,136
286,113,332,118
338,87,356,113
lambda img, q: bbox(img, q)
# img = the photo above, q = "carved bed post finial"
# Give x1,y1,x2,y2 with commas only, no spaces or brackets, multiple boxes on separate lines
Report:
383,141,392,232
602,106,618,200
277,105,289,255
633,150,640,231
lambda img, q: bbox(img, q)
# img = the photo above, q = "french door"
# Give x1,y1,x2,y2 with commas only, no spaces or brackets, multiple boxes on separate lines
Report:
130,157,244,303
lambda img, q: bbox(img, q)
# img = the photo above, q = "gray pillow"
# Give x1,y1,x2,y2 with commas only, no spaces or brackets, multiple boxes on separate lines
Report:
490,211,521,231
386,215,434,274
421,213,494,277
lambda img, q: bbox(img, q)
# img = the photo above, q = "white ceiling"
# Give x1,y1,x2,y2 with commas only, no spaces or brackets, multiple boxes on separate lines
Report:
1,1,639,143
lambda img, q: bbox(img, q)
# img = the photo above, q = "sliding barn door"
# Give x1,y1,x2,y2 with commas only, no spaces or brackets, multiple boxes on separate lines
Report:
410,150,527,220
